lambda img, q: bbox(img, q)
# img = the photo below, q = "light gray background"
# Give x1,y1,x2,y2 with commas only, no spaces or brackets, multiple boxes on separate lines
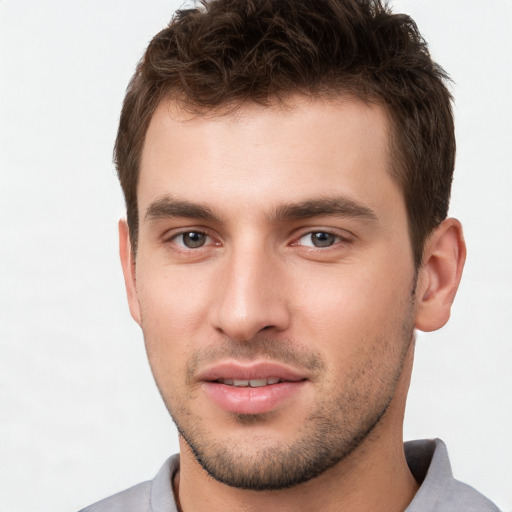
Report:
0,1,511,511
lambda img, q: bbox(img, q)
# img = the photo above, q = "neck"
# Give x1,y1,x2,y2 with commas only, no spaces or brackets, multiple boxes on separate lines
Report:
175,434,418,512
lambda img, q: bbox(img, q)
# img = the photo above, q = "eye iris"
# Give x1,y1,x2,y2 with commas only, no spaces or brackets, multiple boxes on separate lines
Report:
183,232,206,248
312,232,335,247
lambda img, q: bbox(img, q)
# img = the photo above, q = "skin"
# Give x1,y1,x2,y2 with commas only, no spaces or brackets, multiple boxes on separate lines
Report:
120,95,466,512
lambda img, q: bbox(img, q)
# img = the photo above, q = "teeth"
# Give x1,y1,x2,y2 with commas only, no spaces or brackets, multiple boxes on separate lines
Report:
219,378,281,387
248,379,267,388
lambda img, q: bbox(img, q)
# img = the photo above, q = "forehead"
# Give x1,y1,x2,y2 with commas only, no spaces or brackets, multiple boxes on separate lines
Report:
138,95,401,220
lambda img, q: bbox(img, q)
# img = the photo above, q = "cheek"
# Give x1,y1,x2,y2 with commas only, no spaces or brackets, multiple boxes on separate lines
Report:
291,259,414,353
137,264,212,324
135,265,215,378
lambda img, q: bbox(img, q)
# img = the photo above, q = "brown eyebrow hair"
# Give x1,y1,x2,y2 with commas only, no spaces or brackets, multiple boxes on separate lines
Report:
270,197,378,223
145,196,220,223
144,195,377,225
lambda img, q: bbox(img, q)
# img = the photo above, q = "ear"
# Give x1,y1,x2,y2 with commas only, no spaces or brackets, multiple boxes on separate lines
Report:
414,218,466,332
119,219,142,325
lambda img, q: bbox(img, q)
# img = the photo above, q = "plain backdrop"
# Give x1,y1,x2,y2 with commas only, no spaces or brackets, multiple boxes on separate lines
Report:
0,1,511,511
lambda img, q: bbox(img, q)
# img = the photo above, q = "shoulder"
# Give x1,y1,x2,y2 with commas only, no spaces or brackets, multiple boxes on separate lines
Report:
443,478,501,512
77,455,180,512
78,481,152,512
405,439,500,512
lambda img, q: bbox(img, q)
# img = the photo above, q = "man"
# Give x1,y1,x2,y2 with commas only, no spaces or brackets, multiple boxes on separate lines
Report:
81,0,499,510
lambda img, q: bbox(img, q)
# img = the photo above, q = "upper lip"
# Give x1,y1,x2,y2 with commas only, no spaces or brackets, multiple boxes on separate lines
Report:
196,361,308,382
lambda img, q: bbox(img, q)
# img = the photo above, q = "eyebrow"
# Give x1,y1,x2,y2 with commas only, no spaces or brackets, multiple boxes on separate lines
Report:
269,197,378,223
145,196,220,223
144,195,378,224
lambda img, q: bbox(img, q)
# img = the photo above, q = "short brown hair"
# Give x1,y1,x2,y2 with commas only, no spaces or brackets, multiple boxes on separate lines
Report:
115,0,455,267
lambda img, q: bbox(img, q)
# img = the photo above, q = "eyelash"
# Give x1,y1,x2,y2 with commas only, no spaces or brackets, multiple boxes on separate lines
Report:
292,230,352,249
167,230,218,250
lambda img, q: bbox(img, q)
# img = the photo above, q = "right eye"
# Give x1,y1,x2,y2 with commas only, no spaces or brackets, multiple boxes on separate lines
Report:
172,231,211,249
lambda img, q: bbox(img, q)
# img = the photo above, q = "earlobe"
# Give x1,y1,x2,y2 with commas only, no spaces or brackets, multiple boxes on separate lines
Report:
414,218,466,332
119,219,142,325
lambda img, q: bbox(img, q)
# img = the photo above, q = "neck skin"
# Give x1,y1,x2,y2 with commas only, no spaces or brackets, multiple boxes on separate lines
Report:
174,341,418,512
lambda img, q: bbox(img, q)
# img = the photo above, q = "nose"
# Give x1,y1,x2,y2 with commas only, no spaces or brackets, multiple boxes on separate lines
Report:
210,244,291,342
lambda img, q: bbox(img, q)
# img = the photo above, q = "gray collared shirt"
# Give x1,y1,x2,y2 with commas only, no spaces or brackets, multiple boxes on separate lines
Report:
79,439,500,511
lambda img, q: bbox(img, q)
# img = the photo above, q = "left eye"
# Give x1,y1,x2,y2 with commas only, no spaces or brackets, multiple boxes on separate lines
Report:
297,232,341,248
173,231,210,249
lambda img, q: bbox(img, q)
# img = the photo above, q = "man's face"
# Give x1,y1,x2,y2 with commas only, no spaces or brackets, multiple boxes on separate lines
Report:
126,96,419,489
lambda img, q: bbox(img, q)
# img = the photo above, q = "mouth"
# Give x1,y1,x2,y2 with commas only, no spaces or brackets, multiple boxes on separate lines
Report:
197,360,308,383
198,361,308,415
215,377,286,387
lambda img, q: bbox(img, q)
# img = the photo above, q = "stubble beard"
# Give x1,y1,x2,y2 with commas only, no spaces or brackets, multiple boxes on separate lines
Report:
174,386,397,491
147,296,416,491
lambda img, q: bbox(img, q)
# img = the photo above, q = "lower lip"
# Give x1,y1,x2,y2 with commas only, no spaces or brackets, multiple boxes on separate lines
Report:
202,381,306,415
